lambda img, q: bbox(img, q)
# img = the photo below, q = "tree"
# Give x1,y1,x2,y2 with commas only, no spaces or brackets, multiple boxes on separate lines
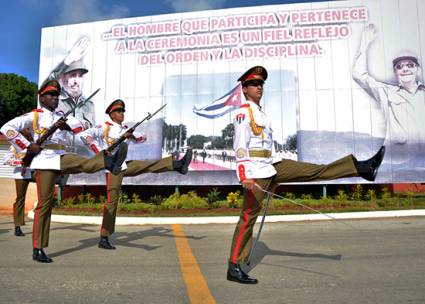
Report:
274,140,283,151
211,136,225,149
178,124,187,147
163,123,187,151
283,134,297,153
0,73,37,127
187,134,208,149
221,123,234,148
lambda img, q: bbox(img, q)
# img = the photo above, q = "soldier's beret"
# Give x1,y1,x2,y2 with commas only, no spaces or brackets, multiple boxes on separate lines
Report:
63,60,88,75
105,99,125,114
37,79,61,96
238,66,268,85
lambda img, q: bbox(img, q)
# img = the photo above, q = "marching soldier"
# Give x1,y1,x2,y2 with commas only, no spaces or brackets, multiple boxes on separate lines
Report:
2,145,34,236
227,66,385,284
80,99,192,249
0,80,127,263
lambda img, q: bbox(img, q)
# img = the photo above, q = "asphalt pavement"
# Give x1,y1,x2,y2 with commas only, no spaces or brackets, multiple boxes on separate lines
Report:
0,214,424,304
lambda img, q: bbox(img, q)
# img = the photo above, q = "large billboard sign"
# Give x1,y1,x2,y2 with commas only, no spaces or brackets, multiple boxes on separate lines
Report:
39,0,425,185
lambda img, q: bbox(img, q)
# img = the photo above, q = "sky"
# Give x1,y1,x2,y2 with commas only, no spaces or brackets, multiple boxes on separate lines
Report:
0,0,327,84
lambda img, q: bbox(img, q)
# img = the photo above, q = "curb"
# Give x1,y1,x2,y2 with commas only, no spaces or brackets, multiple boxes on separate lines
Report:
28,209,425,225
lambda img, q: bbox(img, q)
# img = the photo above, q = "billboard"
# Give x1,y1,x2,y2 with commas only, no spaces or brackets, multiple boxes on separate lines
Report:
38,0,425,185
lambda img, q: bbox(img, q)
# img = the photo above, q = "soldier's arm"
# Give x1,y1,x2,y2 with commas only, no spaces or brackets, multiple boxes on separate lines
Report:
130,129,147,144
0,113,34,152
63,115,85,134
233,108,251,184
79,125,104,153
352,24,386,103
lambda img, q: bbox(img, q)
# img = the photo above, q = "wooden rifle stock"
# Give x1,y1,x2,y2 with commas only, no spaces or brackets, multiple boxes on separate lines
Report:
106,103,167,153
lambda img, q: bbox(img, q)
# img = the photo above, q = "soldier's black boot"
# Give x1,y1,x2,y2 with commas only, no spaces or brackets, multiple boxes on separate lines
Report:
32,248,53,263
98,236,116,250
104,142,128,175
227,262,258,284
355,146,385,181
173,149,193,175
14,226,25,236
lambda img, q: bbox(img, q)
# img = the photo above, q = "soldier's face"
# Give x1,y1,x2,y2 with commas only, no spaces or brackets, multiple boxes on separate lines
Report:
243,81,264,103
62,70,84,98
110,109,125,124
40,92,59,111
394,59,420,85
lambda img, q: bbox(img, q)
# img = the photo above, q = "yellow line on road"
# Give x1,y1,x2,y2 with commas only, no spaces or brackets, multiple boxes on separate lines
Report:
172,224,216,304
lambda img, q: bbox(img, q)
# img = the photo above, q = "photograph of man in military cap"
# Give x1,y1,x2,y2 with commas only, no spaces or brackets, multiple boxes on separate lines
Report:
44,36,95,129
352,24,425,166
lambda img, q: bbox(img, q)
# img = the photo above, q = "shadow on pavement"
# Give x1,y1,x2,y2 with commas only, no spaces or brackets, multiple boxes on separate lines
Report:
0,228,12,236
49,226,206,258
245,241,342,277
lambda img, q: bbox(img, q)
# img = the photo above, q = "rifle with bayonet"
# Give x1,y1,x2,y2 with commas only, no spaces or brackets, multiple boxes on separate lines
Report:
106,103,167,153
21,88,100,174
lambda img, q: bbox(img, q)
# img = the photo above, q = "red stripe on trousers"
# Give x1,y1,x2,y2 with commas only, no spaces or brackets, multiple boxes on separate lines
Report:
13,180,18,226
231,189,254,263
34,170,42,248
101,173,111,236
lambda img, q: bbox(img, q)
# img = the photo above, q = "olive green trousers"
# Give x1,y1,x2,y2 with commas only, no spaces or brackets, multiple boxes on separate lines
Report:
33,153,105,249
229,155,358,264
101,157,174,236
13,177,34,226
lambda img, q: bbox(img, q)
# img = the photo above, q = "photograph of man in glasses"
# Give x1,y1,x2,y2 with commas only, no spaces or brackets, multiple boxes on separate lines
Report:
352,24,425,167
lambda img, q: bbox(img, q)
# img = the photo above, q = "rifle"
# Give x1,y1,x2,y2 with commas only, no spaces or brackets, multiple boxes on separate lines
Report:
106,104,167,153
21,88,100,174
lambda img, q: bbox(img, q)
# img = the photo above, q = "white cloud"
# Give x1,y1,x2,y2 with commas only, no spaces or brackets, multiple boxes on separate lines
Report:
165,0,226,12
56,0,129,25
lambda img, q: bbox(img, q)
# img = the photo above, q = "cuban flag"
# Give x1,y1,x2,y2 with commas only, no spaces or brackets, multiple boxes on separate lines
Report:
193,83,242,119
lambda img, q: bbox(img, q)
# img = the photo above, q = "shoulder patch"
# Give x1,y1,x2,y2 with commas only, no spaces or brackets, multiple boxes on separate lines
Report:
235,113,245,124
32,109,43,113
105,121,113,126
236,148,246,159
5,129,18,139
240,104,250,108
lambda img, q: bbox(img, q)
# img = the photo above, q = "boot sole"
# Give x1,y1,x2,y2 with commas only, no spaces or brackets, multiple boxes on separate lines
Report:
32,256,53,263
226,273,258,284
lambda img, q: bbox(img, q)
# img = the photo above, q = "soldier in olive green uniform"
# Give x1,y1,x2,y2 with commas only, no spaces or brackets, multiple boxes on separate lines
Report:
80,99,192,249
227,66,385,284
3,146,34,236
